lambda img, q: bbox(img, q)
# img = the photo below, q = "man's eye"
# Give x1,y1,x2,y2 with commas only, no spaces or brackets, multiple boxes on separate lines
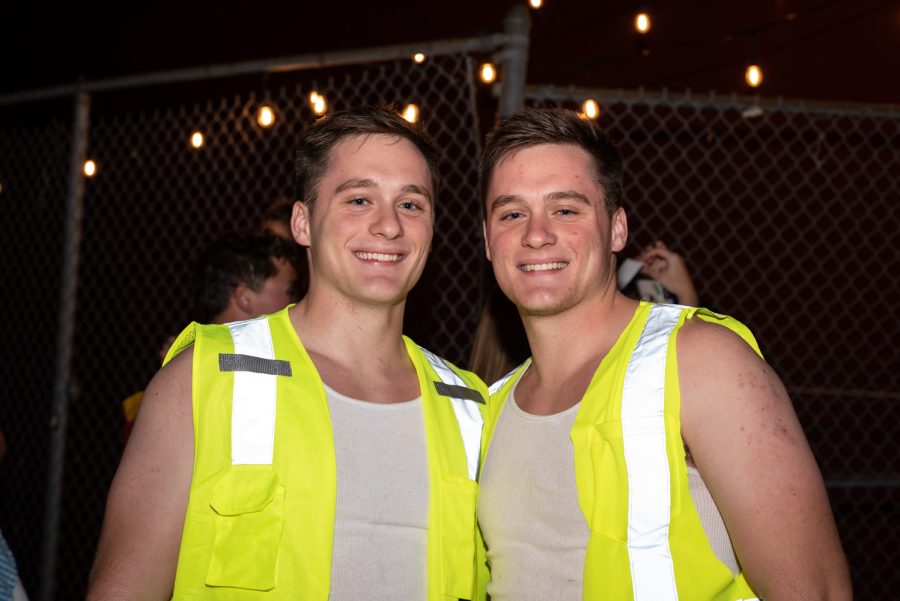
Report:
557,208,576,215
349,197,368,205
399,201,421,211
500,211,523,221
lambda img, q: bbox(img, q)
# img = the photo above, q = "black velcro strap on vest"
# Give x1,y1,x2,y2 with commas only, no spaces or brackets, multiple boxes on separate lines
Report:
219,353,292,377
433,381,485,405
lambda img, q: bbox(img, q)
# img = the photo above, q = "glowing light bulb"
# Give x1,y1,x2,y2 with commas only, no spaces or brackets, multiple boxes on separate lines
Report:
190,132,204,149
582,99,600,120
480,62,497,84
529,0,543,8
310,92,328,115
83,160,97,177
635,12,651,34
402,104,420,124
309,91,321,105
257,105,276,128
745,64,763,88
413,52,426,64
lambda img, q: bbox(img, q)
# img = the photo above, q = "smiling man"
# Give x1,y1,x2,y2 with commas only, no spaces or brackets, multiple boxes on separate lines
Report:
88,107,487,601
477,109,850,601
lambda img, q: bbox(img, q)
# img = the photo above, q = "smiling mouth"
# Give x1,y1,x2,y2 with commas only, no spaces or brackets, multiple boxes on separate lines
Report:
355,251,403,262
520,262,568,272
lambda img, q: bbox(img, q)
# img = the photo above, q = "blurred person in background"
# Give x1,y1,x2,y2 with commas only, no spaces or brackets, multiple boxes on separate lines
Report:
259,195,295,241
619,239,699,306
258,195,310,300
122,231,302,445
0,431,29,601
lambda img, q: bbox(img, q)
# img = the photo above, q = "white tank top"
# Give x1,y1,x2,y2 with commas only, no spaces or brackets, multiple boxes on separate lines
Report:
325,384,429,600
478,382,739,600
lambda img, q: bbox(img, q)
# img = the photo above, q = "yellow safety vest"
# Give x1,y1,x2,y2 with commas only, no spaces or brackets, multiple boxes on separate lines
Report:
484,302,761,601
163,307,488,600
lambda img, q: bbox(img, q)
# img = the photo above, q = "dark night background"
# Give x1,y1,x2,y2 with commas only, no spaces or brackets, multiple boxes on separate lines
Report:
3,0,898,104
1,1,898,600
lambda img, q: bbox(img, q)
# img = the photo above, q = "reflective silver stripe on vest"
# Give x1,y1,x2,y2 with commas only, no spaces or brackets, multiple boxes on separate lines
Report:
227,318,278,465
488,361,527,396
419,346,484,481
622,303,681,600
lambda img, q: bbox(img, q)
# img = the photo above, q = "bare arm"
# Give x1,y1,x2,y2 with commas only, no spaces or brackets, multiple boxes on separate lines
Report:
678,321,850,601
87,349,194,601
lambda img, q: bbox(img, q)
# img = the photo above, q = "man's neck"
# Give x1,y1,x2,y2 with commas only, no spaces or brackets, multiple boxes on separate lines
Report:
516,291,639,415
288,288,417,402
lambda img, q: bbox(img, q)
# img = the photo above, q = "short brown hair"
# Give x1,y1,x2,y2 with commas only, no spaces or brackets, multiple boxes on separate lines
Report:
294,106,440,213
480,108,624,216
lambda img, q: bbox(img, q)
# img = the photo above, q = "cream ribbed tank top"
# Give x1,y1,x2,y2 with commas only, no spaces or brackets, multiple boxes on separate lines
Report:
478,383,739,600
325,385,429,600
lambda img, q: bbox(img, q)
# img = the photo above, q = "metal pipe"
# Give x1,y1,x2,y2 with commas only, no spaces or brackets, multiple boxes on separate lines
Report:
497,4,530,118
0,34,507,107
40,90,91,601
523,83,900,118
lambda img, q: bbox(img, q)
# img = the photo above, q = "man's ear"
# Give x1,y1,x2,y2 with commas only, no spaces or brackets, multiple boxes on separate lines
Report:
292,200,312,247
610,207,628,253
233,283,254,314
483,221,492,262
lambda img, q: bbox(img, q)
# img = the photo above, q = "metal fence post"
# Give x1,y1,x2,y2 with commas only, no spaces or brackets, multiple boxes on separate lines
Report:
498,3,530,118
40,89,91,601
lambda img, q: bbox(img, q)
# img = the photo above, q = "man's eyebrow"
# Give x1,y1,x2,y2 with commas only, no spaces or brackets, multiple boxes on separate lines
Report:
546,190,591,205
401,184,433,202
334,178,377,194
489,195,520,213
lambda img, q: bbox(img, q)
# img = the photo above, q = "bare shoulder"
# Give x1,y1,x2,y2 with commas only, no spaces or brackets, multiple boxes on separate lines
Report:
676,317,786,418
676,315,763,369
675,318,851,600
87,347,195,601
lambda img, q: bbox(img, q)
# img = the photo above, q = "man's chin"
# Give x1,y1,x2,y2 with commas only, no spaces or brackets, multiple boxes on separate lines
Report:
512,295,572,319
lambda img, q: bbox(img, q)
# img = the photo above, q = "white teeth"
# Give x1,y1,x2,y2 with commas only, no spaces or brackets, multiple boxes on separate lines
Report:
355,251,402,262
521,262,568,272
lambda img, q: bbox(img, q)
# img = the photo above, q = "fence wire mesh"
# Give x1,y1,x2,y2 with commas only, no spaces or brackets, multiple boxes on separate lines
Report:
1,52,487,600
2,52,898,601
0,109,71,599
528,88,899,599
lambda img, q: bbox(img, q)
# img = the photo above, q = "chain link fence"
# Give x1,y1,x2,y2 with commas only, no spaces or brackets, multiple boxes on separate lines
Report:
0,47,495,600
527,86,899,599
0,103,71,598
2,33,897,601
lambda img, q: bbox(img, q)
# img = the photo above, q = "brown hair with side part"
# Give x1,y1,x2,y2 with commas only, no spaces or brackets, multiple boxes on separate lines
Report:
480,108,624,218
293,106,440,214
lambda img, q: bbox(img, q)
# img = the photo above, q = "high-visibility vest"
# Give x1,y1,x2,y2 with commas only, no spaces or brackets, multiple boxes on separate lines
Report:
163,307,488,600
485,302,761,601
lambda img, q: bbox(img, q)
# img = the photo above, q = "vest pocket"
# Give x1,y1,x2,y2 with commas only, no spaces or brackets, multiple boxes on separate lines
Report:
440,474,477,600
587,420,629,542
206,466,286,590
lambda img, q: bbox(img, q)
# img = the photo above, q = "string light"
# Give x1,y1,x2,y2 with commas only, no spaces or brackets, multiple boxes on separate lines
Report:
745,64,763,88
402,104,420,124
309,91,327,115
83,160,97,177
190,131,205,149
634,12,651,34
582,99,600,120
479,62,497,84
413,52,426,64
529,0,543,8
257,105,276,128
